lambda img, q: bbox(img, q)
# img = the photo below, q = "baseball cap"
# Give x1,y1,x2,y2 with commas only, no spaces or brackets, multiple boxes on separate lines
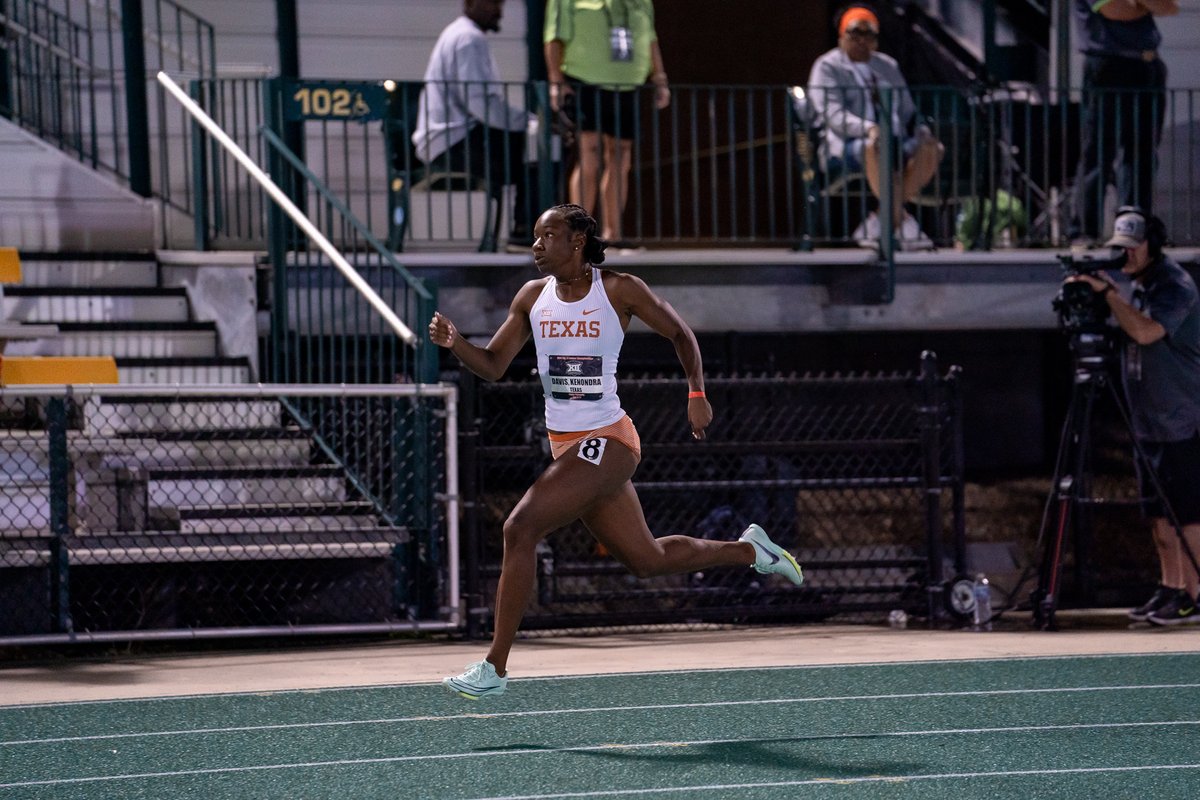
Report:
1104,211,1146,249
839,7,880,35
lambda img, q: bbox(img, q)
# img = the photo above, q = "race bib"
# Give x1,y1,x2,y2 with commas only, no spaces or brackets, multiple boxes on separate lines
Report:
577,437,608,465
548,354,603,401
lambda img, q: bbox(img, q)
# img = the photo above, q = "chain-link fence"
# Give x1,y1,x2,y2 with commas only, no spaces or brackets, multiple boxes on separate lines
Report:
460,353,965,635
0,384,458,644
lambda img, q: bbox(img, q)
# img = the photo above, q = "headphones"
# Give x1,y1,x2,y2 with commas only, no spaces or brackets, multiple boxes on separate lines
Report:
1115,205,1168,256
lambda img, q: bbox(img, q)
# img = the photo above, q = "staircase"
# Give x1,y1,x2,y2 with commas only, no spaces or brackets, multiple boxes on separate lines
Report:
0,255,412,635
3,254,251,379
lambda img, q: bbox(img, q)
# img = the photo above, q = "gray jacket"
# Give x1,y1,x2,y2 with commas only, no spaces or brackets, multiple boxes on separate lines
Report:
805,47,918,168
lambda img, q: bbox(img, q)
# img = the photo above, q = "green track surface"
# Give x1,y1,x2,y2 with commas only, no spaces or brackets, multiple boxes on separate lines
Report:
4,653,1200,798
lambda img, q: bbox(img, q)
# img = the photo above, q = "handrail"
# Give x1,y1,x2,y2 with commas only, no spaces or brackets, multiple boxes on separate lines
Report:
259,125,431,302
124,0,215,78
156,69,418,346
1,0,218,219
1,8,97,74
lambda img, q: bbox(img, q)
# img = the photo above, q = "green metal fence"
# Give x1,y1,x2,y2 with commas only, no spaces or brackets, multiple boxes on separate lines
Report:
4,8,1198,252
254,117,438,387
0,0,215,207
4,8,1198,255
459,352,967,635
0,383,458,644
176,78,1200,252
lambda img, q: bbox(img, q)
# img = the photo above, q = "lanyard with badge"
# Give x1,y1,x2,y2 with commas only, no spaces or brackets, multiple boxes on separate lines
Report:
604,0,634,62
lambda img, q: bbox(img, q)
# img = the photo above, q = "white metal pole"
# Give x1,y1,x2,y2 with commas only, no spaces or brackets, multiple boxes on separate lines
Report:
156,70,417,346
444,385,460,626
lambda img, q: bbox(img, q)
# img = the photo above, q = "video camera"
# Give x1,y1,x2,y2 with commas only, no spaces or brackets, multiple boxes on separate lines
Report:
1052,252,1126,333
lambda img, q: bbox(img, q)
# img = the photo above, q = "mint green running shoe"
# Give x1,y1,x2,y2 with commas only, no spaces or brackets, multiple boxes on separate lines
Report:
739,524,804,586
443,660,508,699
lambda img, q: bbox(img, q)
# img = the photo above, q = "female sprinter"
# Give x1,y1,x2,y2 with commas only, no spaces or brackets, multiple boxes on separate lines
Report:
429,203,804,698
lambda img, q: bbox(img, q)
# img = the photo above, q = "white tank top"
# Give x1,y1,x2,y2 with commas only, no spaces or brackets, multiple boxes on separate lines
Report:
529,270,626,431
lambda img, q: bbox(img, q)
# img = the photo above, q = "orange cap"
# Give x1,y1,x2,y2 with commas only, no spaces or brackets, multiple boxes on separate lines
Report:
839,7,880,36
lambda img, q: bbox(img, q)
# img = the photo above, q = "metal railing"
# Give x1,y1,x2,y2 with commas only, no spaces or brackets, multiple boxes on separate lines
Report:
0,0,215,208
5,10,1199,253
459,353,966,634
156,71,437,388
173,78,1200,253
0,383,458,645
257,122,438,386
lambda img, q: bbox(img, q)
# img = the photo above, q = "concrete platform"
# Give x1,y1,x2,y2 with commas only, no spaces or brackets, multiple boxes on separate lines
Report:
368,245,1200,335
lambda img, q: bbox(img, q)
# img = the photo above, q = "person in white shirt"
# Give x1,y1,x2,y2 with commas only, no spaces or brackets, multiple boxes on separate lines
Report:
806,4,943,248
429,204,805,699
412,0,536,246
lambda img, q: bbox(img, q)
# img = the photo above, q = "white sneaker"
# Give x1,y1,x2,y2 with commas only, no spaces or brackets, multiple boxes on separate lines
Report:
852,212,881,247
443,660,508,699
738,524,804,586
898,212,934,251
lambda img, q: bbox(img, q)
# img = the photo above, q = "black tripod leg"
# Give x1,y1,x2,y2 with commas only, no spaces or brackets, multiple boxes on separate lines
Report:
1033,478,1073,631
1032,378,1097,631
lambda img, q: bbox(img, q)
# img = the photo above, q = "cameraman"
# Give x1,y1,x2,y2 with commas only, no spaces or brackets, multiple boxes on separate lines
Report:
1067,209,1200,626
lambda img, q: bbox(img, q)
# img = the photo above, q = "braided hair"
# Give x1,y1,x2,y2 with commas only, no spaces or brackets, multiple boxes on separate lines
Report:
550,203,608,265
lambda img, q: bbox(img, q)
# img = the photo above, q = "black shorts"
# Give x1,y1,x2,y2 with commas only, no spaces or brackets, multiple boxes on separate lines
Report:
1137,433,1200,524
565,80,641,140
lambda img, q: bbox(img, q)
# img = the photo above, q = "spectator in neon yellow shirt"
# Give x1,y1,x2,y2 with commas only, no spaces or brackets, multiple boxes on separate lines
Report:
545,0,670,245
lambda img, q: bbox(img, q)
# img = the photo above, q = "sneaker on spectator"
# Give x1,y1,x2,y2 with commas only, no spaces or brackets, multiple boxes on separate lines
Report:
443,660,508,699
852,212,881,248
898,212,934,251
1129,584,1176,622
1147,590,1200,627
739,524,804,586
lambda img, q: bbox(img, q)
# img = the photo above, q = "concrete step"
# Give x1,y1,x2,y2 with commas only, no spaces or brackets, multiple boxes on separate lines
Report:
0,535,48,567
0,483,49,530
3,287,190,323
103,433,314,470
0,449,49,482
116,357,254,385
177,514,383,534
176,500,378,519
0,449,52,531
83,398,282,434
146,465,347,507
0,322,59,341
169,501,380,534
4,322,219,358
14,257,158,288
62,527,410,564
144,497,383,534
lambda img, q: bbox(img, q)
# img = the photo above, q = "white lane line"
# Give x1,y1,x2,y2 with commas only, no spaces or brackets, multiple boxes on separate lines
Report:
5,682,1200,747
5,650,1197,710
1,720,1199,790
463,763,1200,799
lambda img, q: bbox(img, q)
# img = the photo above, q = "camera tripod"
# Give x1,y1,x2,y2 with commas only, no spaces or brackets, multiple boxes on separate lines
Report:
1030,332,1200,630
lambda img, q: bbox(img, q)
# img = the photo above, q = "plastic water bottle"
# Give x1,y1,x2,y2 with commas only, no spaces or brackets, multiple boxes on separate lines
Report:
973,574,993,631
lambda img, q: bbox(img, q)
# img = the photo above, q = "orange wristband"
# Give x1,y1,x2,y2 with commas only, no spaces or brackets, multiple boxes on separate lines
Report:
688,391,706,399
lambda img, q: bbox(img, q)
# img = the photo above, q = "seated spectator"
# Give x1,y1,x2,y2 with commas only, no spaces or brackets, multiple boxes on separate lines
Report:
412,0,536,249
806,4,943,248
